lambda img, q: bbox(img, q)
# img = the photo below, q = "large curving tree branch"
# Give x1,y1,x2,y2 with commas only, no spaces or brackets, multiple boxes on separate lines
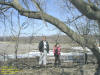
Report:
70,0,100,23
0,0,100,64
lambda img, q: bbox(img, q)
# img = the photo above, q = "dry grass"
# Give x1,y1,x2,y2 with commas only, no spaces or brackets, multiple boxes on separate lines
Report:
0,41,76,55
14,64,96,75
0,57,96,75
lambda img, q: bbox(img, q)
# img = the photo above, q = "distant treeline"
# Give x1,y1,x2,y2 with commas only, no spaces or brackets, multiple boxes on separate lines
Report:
0,35,73,43
0,35,99,44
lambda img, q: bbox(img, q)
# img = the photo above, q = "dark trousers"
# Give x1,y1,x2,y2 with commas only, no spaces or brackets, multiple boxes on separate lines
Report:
85,53,88,64
54,55,61,66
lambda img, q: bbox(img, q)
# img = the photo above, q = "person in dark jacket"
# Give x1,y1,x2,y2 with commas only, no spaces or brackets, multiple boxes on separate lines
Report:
38,36,49,66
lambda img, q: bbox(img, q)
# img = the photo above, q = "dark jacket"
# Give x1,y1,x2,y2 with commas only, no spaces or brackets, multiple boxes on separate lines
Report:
38,41,49,53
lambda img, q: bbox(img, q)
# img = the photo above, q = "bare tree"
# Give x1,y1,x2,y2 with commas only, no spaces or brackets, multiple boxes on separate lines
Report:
0,0,100,74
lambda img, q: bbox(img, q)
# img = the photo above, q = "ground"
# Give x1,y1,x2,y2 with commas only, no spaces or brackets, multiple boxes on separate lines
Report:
0,57,97,75
0,41,98,75
13,63,97,75
0,41,75,54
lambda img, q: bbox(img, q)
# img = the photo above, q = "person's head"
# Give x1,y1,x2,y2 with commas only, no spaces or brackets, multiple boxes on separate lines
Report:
42,36,46,41
55,42,59,47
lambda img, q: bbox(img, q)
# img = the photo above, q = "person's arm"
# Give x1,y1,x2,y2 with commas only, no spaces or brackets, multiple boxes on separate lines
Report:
38,41,42,52
58,46,61,55
47,42,49,53
53,47,55,54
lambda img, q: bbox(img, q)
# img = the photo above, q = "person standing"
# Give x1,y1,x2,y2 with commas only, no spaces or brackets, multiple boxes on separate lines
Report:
38,36,49,66
53,43,61,66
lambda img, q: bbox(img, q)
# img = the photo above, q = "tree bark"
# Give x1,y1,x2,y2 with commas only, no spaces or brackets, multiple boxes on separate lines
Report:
69,1,100,74
69,0,100,21
0,0,100,74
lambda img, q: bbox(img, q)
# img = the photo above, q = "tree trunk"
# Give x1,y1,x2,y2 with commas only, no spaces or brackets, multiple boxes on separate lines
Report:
95,59,100,75
0,1,100,75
